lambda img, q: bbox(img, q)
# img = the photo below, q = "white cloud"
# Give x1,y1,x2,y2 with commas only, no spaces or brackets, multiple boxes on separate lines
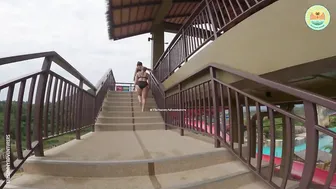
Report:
0,0,175,100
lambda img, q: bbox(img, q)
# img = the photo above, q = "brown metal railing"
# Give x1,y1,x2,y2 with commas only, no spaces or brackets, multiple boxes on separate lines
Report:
151,63,336,189
0,52,115,188
153,0,277,82
150,72,166,123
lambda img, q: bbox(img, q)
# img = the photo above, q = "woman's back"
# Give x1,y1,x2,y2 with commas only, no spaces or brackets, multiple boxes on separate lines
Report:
136,71,148,82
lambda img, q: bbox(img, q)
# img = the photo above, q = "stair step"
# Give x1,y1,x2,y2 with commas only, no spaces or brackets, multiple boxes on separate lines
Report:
20,130,234,177
102,105,157,111
103,99,156,104
105,97,155,102
95,122,165,131
102,101,157,107
99,110,162,117
7,161,268,189
97,116,163,124
107,93,154,97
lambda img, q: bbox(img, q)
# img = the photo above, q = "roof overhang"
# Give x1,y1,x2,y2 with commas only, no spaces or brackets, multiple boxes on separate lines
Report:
105,0,201,40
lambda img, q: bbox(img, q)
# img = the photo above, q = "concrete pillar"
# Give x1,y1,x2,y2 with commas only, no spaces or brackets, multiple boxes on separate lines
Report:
151,24,165,69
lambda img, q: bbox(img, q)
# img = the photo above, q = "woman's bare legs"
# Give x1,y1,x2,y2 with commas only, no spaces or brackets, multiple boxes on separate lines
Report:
141,86,149,112
136,85,142,105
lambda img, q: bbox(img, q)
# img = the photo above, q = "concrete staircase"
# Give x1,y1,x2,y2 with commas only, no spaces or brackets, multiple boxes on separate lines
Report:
6,91,274,189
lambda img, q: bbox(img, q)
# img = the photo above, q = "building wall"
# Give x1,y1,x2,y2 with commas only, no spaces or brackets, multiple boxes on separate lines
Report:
163,0,336,91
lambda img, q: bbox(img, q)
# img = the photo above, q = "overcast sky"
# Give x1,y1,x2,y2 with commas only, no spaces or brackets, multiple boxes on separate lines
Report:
0,0,175,100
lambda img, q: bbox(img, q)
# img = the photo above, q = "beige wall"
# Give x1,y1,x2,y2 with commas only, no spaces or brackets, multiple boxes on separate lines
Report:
163,0,336,90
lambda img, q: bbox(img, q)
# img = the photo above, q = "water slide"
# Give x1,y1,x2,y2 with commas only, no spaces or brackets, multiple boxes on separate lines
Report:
181,119,336,187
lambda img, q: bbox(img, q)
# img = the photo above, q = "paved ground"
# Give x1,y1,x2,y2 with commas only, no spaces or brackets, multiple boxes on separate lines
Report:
37,130,223,161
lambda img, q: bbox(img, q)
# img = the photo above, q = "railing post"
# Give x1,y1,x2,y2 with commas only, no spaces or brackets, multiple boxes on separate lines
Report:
209,67,221,148
205,0,218,39
76,79,84,140
178,84,184,136
33,57,52,156
299,101,318,188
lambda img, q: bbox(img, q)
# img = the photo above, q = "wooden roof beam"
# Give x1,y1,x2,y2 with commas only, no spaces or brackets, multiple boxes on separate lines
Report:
165,13,191,19
110,2,161,10
173,0,202,3
113,19,153,28
152,0,173,30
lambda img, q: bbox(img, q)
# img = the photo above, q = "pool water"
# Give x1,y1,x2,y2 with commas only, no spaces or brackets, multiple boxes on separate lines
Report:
259,127,336,157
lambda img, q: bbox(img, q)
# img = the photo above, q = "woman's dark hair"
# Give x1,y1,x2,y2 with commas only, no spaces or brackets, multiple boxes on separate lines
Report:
137,61,142,66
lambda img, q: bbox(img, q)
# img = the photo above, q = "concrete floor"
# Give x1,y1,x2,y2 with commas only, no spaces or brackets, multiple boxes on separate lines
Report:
36,130,223,161
8,161,263,189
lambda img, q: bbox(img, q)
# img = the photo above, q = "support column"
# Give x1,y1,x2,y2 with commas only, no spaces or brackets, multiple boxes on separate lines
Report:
151,24,165,69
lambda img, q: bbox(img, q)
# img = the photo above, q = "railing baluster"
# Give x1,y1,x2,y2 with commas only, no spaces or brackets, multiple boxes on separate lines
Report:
190,88,195,130
43,75,53,138
50,78,58,136
256,102,263,173
207,82,212,134
70,85,75,131
33,57,52,156
210,0,221,28
76,79,84,139
280,117,294,189
26,75,37,150
205,0,218,38
245,96,251,165
179,84,184,136
200,11,210,39
182,30,188,62
92,90,96,131
196,16,205,43
234,0,244,15
268,108,275,182
191,21,199,52
186,88,190,129
16,80,26,159
210,67,220,147
56,80,63,135
216,0,226,26
235,91,242,157
66,82,71,132
219,84,226,143
61,82,67,134
198,85,202,134
227,87,233,149
73,87,78,131
324,138,336,189
4,84,15,169
194,87,199,132
189,27,195,54
244,0,252,8
221,0,231,22
299,101,319,188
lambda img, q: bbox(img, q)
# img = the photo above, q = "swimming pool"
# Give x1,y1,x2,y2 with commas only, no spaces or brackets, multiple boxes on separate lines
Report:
259,127,336,157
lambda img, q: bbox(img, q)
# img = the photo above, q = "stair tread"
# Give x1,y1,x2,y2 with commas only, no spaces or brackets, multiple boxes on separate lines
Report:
235,182,270,189
95,122,164,125
98,116,162,119
8,161,254,189
26,130,222,161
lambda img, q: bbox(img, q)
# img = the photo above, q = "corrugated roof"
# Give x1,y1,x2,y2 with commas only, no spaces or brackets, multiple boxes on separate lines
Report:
105,0,201,40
